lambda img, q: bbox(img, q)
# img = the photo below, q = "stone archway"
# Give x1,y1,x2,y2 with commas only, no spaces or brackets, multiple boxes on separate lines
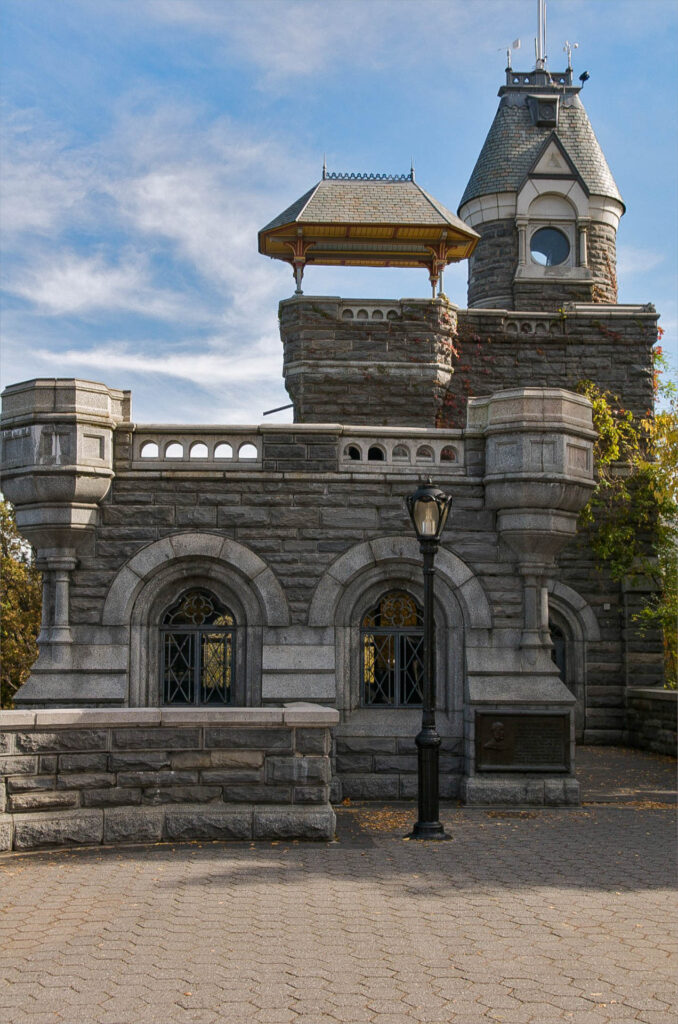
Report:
102,532,290,705
547,579,601,741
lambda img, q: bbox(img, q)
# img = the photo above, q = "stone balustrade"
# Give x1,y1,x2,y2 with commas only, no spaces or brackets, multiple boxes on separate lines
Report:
0,705,337,851
116,423,467,475
131,428,262,468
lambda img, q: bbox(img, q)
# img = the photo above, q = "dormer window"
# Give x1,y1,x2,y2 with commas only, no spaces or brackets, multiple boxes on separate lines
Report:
530,226,570,267
527,94,559,128
517,193,578,274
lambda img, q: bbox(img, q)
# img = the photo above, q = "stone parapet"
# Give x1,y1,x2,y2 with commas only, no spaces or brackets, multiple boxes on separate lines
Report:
624,688,677,757
0,706,338,850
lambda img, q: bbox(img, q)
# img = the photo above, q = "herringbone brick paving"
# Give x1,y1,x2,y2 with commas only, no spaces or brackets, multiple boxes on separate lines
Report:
0,747,675,1024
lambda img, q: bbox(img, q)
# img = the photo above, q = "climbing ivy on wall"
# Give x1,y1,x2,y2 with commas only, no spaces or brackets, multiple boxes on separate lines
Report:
0,499,41,708
577,338,677,687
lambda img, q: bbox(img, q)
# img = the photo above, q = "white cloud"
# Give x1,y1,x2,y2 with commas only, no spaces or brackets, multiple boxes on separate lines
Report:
143,0,485,84
30,335,281,388
4,249,216,321
0,111,95,237
1,96,310,334
617,246,664,277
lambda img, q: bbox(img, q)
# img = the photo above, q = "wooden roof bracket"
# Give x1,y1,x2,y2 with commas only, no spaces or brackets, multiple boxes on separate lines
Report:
283,229,315,295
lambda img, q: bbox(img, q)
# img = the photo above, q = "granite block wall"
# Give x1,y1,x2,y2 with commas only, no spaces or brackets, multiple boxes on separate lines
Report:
0,709,337,850
625,689,677,757
279,296,458,426
442,307,658,428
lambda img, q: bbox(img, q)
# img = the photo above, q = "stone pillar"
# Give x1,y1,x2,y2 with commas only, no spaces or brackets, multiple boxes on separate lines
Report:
462,387,597,805
1,379,130,705
36,561,52,645
516,217,528,267
540,584,551,646
48,555,78,643
578,219,589,267
519,569,544,650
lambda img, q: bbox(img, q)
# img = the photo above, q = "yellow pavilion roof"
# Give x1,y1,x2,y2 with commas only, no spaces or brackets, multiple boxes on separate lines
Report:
258,173,479,272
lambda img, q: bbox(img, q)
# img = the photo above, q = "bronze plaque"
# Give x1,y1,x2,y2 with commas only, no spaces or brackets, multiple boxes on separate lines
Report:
475,713,570,772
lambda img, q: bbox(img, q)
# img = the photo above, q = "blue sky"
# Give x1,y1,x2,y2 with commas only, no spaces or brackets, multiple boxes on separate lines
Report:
2,0,676,423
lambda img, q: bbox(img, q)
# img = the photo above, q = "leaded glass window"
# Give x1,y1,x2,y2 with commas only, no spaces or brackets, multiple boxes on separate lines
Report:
161,589,236,705
361,591,424,707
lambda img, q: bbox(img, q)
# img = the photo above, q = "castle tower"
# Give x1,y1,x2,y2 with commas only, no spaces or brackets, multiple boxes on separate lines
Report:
459,62,624,311
259,171,479,426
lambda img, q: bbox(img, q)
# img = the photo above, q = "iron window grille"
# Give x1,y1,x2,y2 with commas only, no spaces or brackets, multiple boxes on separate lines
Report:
549,619,567,682
361,591,424,707
160,588,236,705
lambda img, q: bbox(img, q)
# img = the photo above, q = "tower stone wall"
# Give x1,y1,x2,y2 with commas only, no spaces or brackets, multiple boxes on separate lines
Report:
587,222,618,303
466,220,516,310
280,295,458,427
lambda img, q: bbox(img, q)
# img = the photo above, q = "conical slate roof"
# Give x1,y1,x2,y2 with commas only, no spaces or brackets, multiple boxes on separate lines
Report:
460,90,623,209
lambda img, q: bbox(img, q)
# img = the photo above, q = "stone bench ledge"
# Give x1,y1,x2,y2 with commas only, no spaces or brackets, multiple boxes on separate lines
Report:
627,688,677,703
0,705,339,729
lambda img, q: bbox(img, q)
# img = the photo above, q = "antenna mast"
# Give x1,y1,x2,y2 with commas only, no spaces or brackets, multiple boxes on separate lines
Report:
536,0,547,69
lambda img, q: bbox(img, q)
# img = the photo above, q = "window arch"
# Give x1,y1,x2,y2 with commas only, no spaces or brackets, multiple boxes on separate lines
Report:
361,591,424,707
160,588,237,705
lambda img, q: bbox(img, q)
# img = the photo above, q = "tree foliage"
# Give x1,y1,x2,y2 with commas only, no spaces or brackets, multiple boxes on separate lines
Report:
0,499,41,707
577,342,678,687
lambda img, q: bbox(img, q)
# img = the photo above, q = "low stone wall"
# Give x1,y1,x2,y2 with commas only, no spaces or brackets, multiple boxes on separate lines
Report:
625,688,677,757
0,706,337,851
336,735,462,800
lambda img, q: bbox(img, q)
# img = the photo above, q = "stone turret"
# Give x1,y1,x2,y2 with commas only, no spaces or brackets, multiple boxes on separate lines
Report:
279,295,458,427
459,67,624,311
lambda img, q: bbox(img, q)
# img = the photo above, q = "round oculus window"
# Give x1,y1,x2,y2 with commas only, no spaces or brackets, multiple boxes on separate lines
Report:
530,227,570,267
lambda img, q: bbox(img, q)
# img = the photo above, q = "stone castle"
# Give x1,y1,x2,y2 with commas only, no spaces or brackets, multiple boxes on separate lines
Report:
0,54,671,850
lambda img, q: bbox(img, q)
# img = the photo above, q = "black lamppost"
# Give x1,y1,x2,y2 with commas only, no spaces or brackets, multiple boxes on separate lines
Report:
406,480,452,840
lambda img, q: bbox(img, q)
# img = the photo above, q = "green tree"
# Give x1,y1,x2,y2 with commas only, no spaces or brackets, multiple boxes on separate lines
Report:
577,343,678,687
0,499,41,707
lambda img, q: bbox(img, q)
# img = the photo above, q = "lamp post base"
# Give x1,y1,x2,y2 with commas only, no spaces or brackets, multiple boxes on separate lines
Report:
408,724,451,840
408,820,451,840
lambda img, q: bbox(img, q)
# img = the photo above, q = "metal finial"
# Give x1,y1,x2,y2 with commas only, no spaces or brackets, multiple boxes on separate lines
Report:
563,40,578,71
322,154,327,180
502,38,520,70
410,158,415,181
536,0,547,69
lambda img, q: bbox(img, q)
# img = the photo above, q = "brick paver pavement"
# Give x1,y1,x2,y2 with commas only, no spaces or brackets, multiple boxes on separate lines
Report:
0,747,676,1024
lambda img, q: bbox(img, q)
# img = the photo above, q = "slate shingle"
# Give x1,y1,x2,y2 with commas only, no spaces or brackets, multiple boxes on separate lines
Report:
460,94,622,208
261,179,471,232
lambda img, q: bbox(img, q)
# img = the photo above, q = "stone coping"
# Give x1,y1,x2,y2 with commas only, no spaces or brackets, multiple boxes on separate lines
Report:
0,704,340,729
127,422,464,437
627,687,677,703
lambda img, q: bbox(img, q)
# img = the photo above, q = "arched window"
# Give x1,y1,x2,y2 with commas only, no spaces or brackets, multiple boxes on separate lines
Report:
550,619,567,682
361,591,423,707
161,588,236,705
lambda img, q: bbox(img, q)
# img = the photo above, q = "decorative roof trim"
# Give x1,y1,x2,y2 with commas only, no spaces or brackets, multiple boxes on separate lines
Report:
322,171,414,182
